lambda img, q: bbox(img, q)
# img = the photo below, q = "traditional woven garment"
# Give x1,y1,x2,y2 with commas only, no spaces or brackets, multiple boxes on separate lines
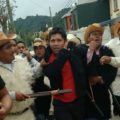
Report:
0,58,35,120
106,37,120,96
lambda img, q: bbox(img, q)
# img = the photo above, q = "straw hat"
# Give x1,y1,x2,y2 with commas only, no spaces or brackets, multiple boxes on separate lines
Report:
33,40,47,48
7,33,17,40
48,27,53,32
33,38,42,43
0,32,13,47
84,23,104,43
67,34,80,45
112,22,120,37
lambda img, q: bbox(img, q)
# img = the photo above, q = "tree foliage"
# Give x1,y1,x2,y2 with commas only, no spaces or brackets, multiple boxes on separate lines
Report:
14,8,70,47
15,8,70,34
15,15,51,34
0,0,8,33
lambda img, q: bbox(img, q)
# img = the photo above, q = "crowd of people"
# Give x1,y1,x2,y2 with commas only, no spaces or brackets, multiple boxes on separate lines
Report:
0,22,120,120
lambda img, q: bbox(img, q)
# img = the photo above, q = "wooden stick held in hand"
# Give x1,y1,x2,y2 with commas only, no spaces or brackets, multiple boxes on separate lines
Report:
28,89,72,98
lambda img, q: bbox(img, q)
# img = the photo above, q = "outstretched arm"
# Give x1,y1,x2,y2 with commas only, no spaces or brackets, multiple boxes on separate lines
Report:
100,56,120,68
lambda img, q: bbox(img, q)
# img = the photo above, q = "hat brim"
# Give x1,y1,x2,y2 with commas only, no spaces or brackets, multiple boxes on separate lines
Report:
0,39,12,47
33,42,47,48
7,34,17,40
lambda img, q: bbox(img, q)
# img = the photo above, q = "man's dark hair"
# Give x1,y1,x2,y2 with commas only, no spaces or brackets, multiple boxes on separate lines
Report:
12,39,17,44
49,27,67,40
17,41,26,46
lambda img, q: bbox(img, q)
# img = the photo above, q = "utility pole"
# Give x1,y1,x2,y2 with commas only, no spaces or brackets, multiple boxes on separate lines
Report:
6,0,16,33
76,0,79,5
49,6,53,27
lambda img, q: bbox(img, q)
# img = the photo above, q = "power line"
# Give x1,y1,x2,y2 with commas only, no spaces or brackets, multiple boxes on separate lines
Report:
64,0,76,8
29,0,47,13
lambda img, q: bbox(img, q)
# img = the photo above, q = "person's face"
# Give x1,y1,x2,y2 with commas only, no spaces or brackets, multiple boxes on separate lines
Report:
88,31,103,46
17,43,26,54
49,33,66,54
11,40,17,54
0,42,14,64
34,46,45,58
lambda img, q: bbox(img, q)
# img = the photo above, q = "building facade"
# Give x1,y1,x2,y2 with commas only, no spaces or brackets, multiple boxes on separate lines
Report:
62,0,110,31
109,0,120,18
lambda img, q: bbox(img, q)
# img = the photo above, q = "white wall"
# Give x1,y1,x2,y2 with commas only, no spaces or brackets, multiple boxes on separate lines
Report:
77,0,97,5
109,0,120,18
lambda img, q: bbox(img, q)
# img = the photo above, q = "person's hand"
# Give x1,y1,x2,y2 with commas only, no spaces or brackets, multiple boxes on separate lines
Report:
22,50,32,61
51,90,59,95
100,56,111,65
0,103,8,120
15,91,30,101
64,41,68,50
88,41,100,51
40,59,49,67
89,76,104,86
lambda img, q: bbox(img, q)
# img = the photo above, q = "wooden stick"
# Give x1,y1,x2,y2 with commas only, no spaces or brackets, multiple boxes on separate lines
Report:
28,89,72,98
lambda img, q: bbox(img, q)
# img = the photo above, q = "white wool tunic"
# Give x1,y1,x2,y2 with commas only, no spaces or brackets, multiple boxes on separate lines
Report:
106,37,120,96
0,58,35,120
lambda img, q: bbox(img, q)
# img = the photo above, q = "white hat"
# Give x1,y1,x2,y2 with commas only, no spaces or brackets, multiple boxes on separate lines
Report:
67,34,80,45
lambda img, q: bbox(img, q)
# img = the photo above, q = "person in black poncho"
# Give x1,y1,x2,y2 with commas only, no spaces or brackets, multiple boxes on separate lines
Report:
75,23,117,120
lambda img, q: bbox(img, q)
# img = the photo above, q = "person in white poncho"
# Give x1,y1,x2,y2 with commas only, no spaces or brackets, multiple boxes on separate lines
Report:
100,22,120,116
0,32,42,120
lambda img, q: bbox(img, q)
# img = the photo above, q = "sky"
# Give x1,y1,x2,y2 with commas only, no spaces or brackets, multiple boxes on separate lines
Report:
13,0,76,20
12,0,96,20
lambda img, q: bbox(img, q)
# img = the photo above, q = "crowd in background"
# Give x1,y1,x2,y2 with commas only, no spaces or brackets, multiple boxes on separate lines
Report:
0,22,120,120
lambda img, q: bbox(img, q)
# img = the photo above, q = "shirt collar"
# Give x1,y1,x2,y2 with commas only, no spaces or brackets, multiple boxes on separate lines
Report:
0,61,14,71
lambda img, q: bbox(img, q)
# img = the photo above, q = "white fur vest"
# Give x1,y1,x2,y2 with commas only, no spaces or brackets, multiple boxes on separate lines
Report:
0,58,35,120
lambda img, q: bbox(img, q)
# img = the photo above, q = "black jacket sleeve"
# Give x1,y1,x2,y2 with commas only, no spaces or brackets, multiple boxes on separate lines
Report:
0,76,5,90
89,46,117,87
43,49,70,77
43,49,70,89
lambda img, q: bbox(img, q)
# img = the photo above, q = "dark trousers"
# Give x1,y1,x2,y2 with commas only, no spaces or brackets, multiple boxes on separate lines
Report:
113,95,120,116
53,98,85,120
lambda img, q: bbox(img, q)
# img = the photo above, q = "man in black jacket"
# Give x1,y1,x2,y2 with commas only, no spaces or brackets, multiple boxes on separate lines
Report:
42,27,87,120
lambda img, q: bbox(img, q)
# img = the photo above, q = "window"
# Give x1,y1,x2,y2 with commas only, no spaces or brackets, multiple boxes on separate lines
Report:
114,0,118,11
